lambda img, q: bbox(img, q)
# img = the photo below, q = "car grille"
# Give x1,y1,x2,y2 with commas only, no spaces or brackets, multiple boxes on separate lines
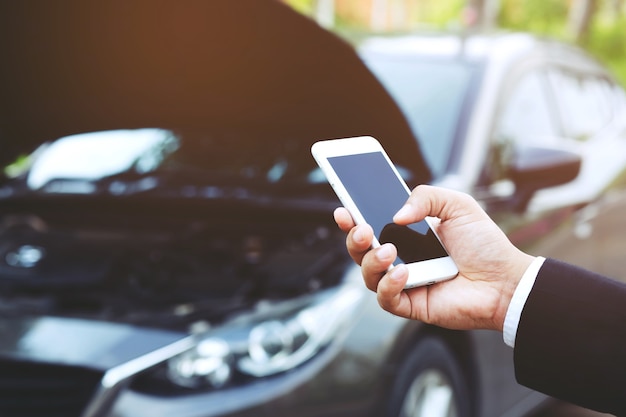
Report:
0,359,104,417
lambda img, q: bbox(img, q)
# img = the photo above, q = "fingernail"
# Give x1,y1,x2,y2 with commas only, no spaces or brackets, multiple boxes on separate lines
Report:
390,264,407,281
376,243,394,261
394,204,411,220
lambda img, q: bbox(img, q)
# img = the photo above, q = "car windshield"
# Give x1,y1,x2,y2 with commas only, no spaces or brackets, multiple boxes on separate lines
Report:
3,128,323,196
362,54,479,178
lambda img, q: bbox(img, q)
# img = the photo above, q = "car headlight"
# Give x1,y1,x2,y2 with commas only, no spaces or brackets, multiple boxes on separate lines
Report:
160,284,363,391
167,339,233,389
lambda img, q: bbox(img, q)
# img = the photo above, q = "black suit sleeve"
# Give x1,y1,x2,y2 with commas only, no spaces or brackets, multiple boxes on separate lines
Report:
514,258,626,415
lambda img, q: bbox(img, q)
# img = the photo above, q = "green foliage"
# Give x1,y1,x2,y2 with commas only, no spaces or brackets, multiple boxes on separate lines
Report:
498,0,626,86
585,17,626,85
283,0,626,86
499,0,569,37
421,0,466,29
4,155,31,178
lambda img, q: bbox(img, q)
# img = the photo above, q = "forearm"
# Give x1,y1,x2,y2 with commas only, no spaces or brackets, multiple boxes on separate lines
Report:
513,258,626,415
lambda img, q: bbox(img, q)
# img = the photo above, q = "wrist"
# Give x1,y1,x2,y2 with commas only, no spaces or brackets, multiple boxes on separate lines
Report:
502,256,546,346
494,251,535,332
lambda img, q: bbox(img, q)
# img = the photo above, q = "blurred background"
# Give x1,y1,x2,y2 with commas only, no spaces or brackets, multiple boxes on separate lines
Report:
283,0,626,87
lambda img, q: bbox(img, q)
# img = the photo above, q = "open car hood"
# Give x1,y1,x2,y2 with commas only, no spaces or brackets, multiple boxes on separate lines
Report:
0,0,430,184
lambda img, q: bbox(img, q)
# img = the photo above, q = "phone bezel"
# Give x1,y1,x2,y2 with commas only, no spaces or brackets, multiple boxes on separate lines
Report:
311,136,458,288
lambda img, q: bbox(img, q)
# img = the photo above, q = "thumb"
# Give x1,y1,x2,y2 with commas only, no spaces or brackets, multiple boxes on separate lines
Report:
393,185,477,225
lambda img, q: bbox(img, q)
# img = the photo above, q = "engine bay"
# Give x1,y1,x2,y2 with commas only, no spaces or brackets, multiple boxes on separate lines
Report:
0,198,348,331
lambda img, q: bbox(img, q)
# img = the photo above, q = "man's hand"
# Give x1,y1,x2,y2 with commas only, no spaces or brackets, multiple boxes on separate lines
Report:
335,185,534,332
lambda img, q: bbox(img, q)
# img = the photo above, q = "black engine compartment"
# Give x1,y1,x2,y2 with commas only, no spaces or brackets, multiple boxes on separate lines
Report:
0,196,348,330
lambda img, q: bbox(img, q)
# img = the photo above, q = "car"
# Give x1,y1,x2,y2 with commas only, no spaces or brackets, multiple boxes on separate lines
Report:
359,31,626,278
1,2,625,417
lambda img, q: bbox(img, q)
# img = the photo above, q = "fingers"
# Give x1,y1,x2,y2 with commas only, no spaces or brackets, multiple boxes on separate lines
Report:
375,264,422,321
334,206,398,292
376,264,409,303
334,206,416,321
393,184,479,225
333,207,354,233
360,243,396,291
334,207,374,265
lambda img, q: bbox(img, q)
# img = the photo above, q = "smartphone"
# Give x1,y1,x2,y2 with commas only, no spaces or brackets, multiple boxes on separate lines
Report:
311,136,458,288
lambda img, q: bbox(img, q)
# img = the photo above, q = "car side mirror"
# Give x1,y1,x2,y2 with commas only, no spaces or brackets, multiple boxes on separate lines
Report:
507,146,582,211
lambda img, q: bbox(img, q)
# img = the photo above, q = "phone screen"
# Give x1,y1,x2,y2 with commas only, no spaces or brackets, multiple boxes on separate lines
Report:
328,151,448,265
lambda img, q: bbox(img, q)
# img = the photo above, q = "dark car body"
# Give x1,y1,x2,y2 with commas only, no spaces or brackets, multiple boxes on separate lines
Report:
1,2,625,417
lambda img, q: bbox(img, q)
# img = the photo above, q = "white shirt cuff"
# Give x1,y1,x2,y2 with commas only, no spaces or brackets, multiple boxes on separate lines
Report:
502,256,546,348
